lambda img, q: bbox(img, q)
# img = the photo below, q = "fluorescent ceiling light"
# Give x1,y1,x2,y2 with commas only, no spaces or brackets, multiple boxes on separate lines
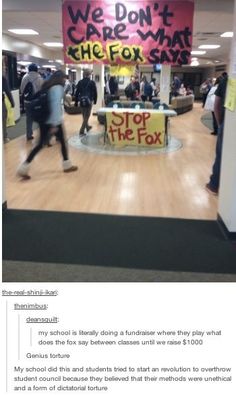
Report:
191,57,198,61
48,60,54,63
8,29,39,35
56,59,63,63
191,50,206,55
17,61,32,66
42,65,56,68
199,45,220,49
215,60,220,63
220,32,234,37
71,69,77,72
43,42,63,47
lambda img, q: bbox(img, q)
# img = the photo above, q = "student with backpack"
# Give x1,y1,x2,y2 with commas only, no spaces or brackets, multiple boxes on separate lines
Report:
125,76,137,100
75,69,97,136
17,70,78,179
144,81,153,101
20,63,43,140
140,76,153,102
140,76,147,101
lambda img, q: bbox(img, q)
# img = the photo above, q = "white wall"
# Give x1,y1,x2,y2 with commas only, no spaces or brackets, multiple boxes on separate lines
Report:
218,0,236,232
92,64,104,113
160,65,171,104
11,90,20,121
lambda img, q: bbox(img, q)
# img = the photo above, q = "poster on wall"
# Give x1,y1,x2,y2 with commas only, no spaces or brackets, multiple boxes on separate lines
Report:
62,0,194,65
225,78,236,112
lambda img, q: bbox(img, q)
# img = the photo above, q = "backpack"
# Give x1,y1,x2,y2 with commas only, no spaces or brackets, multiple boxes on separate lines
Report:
125,83,135,98
78,79,92,108
29,89,50,123
79,96,91,108
144,82,153,97
23,81,34,101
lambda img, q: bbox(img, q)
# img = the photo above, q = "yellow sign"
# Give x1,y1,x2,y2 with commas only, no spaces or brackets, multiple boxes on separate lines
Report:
225,78,236,112
110,65,135,77
106,111,165,147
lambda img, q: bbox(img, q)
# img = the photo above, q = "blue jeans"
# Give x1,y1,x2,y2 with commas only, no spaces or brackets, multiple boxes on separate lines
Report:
25,102,34,139
209,122,224,190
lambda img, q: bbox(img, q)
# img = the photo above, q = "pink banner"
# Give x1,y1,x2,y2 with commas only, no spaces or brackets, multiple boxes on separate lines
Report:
62,0,194,65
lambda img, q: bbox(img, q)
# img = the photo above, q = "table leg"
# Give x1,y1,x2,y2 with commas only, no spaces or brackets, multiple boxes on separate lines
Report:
104,118,107,144
165,117,169,146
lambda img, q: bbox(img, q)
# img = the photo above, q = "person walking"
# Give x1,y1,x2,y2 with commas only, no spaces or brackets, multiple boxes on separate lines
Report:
140,76,147,101
44,67,53,80
64,75,72,95
17,70,78,179
125,76,138,100
150,77,157,97
140,76,153,102
20,63,43,140
75,69,97,136
200,78,212,107
2,75,15,143
204,77,222,135
108,76,119,95
205,75,228,195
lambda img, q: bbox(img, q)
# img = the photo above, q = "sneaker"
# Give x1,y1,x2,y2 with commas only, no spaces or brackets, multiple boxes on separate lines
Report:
17,162,31,179
64,165,78,173
17,170,31,180
87,125,92,131
27,136,34,141
205,183,218,195
19,174,31,180
4,137,10,143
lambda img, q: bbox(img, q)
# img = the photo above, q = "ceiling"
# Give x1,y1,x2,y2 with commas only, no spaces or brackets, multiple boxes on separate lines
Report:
2,0,235,68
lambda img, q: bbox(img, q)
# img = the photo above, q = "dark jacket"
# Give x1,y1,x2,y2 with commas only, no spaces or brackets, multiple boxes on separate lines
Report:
75,77,97,105
2,76,15,107
109,77,118,95
214,76,228,124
